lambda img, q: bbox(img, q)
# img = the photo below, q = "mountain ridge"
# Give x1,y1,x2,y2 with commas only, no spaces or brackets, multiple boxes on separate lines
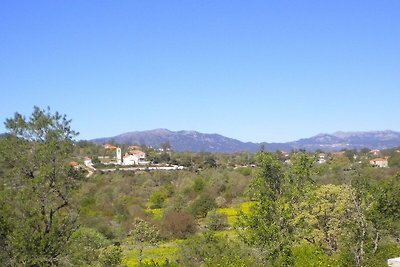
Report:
91,129,400,152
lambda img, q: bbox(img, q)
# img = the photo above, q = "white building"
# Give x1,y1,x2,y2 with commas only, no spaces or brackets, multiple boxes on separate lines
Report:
370,157,389,168
388,257,400,267
116,147,122,165
318,153,326,164
123,150,147,165
84,157,93,167
369,149,381,156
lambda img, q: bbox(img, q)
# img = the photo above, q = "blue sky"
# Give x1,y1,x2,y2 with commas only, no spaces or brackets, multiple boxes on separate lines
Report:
1,1,399,143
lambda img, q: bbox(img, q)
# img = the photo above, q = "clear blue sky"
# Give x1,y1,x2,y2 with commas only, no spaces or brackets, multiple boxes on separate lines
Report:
1,1,399,143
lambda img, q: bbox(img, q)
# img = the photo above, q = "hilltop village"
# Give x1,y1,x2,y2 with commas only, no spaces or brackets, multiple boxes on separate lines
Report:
69,140,396,179
69,142,186,176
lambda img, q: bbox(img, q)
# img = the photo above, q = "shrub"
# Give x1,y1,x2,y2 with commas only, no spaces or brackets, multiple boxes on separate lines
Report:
149,190,167,209
189,194,216,218
206,210,228,231
160,210,196,239
192,177,205,193
215,196,227,207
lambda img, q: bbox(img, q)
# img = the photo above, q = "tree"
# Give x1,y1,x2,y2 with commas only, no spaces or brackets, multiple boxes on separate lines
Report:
294,184,355,255
129,218,160,265
65,227,110,266
189,193,216,218
237,152,294,266
98,244,123,267
0,106,81,266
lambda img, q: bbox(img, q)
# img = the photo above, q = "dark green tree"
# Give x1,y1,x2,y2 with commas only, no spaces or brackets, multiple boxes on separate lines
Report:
0,106,81,266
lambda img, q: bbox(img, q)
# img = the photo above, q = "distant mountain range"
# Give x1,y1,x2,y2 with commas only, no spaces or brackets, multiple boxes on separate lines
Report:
91,129,400,152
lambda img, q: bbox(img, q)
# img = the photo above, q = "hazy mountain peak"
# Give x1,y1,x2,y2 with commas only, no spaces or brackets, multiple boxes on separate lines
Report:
91,129,400,152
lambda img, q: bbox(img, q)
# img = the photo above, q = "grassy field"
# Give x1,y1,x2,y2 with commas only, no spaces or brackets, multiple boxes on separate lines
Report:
123,201,255,266
123,240,183,266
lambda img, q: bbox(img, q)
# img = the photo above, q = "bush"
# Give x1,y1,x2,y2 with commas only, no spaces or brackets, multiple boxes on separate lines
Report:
215,196,227,207
149,190,167,209
160,210,196,239
206,210,228,230
189,194,216,218
192,177,205,193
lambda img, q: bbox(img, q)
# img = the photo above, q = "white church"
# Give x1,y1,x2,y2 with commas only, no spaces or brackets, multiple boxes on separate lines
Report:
115,147,148,166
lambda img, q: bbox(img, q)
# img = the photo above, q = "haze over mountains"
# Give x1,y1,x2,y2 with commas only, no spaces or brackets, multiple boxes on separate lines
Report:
91,129,400,152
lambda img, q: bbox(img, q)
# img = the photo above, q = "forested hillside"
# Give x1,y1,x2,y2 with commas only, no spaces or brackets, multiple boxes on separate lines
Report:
2,108,400,266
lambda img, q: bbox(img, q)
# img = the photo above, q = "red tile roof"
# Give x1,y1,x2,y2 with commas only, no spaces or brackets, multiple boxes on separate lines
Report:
103,144,117,149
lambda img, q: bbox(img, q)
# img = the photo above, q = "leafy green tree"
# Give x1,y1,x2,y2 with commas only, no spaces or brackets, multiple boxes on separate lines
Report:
98,244,123,267
294,184,354,255
0,106,81,266
64,227,110,266
237,152,294,266
129,218,160,265
362,175,400,256
189,193,216,218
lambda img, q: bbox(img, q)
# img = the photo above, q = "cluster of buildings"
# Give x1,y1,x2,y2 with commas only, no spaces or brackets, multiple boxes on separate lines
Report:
101,144,149,166
367,149,389,168
280,149,390,168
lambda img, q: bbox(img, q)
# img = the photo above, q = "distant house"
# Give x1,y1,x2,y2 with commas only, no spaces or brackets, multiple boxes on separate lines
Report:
103,143,117,149
369,149,381,156
123,150,147,165
68,161,79,167
128,145,141,150
370,157,388,168
68,161,80,170
84,157,93,167
280,151,290,158
318,153,326,164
